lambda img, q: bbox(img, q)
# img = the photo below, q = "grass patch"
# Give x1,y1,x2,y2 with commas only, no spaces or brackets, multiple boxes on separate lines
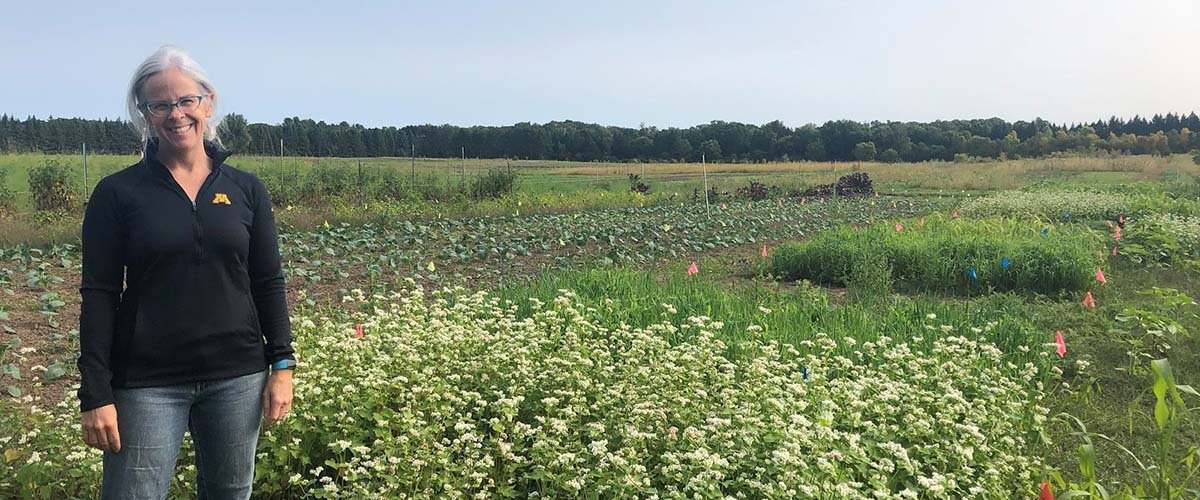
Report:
767,217,1102,295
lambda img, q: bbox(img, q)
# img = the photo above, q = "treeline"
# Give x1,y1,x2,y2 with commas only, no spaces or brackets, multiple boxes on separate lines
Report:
3,112,1200,162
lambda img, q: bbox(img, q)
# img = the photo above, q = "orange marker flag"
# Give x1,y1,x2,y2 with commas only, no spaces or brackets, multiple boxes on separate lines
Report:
687,261,698,276
895,223,904,232
1095,267,1107,284
1039,481,1054,500
1055,331,1067,358
761,244,768,258
355,324,364,339
952,210,960,218
1081,291,1097,309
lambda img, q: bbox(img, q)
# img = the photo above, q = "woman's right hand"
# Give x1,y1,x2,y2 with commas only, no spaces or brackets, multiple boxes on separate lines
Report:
82,404,121,453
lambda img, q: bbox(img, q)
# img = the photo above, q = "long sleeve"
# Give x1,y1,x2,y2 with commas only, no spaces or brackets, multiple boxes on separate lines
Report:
77,179,124,412
247,174,294,365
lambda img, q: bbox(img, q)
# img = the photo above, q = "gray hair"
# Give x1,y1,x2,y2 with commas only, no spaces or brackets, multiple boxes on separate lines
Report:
125,45,221,146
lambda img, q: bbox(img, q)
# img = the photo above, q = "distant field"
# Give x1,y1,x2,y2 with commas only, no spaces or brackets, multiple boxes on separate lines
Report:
2,152,1196,212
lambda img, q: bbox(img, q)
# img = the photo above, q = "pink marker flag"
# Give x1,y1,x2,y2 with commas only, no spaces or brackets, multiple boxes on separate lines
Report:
776,198,783,207
874,191,880,198
746,202,752,209
1081,291,1096,309
355,324,364,339
1113,228,1122,241
801,198,807,205
761,244,768,258
919,217,926,227
1111,246,1118,257
1055,331,1067,358
1095,267,1107,284
720,203,727,210
1118,214,1126,225
687,261,698,275
895,223,904,232
952,210,960,219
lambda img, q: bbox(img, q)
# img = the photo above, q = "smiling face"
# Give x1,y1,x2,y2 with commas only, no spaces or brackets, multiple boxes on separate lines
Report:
139,67,213,154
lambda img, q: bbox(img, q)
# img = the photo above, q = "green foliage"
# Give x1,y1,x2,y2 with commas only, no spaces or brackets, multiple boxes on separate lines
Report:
852,141,876,162
216,113,252,152
768,217,1101,295
0,167,15,216
468,168,518,200
845,251,893,303
959,190,1130,221
1121,214,1200,265
1052,358,1199,498
26,159,75,212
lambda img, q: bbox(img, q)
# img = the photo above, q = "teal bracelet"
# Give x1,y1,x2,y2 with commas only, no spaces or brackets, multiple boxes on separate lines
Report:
271,359,296,370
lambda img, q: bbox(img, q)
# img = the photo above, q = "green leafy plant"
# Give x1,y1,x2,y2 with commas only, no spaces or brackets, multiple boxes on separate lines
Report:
1052,358,1200,498
27,158,76,212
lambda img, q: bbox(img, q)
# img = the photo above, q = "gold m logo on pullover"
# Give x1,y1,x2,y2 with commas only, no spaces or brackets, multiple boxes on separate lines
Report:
212,193,232,205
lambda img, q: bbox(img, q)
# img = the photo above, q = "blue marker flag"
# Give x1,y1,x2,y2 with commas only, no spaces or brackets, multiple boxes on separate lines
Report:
1001,257,1010,269
1042,227,1050,236
968,267,977,280
1064,210,1071,219
801,366,809,381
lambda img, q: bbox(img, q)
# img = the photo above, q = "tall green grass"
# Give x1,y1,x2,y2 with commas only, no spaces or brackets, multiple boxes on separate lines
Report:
494,267,1051,365
768,216,1102,295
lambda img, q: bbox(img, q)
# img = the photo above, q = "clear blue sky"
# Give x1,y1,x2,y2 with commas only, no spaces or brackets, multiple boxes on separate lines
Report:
2,0,1197,129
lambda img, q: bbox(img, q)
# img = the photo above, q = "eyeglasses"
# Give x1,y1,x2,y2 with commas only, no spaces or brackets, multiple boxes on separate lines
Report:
140,95,207,117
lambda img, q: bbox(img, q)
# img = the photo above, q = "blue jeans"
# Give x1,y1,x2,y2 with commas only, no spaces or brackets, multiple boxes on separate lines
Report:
101,370,267,500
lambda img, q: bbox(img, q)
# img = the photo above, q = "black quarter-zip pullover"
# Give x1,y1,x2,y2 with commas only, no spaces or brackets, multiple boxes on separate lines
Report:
77,139,294,412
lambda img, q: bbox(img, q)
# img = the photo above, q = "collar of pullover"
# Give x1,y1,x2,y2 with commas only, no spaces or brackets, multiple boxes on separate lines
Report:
143,137,232,178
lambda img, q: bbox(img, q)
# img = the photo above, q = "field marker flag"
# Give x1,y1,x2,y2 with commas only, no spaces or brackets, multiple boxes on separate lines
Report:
1064,210,1071,219
1001,257,1010,269
952,210,959,219
919,217,925,227
968,267,977,281
874,191,880,198
1042,228,1050,237
355,324,364,339
1118,214,1126,225
801,366,809,381
1106,220,1113,229
1039,481,1055,500
747,201,752,209
895,223,904,233
1055,331,1067,358
720,203,727,210
1113,227,1122,241
1095,267,1107,284
801,198,807,205
776,198,783,207
687,261,698,276
761,244,768,258
1082,291,1096,309
1112,246,1118,257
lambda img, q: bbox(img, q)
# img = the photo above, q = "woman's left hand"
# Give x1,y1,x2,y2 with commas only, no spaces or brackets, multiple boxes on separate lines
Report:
263,370,294,426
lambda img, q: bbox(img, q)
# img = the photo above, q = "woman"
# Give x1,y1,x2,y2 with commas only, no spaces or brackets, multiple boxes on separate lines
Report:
77,45,296,499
